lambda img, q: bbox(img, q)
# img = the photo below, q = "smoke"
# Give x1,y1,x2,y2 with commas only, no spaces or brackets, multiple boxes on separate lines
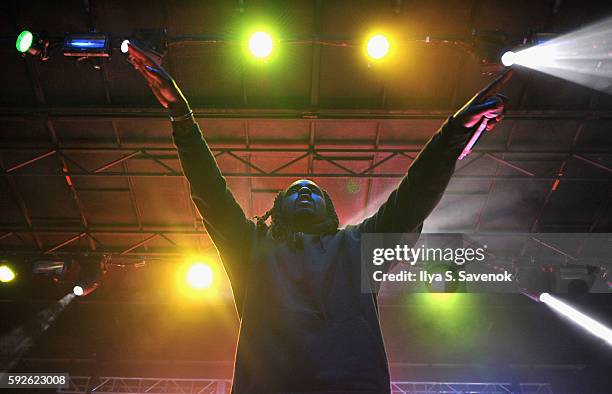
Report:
0,293,75,372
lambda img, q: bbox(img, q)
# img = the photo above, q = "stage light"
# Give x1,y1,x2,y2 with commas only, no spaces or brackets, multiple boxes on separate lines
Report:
539,292,612,346
15,30,33,53
32,260,66,276
72,282,101,297
501,50,516,66
412,293,479,343
63,33,111,57
175,256,228,301
248,31,274,59
0,265,16,283
366,34,390,60
70,255,109,297
186,263,213,289
120,39,130,54
15,30,49,59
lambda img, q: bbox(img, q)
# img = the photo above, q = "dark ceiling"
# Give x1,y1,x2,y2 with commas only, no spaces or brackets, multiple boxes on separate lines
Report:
0,0,610,261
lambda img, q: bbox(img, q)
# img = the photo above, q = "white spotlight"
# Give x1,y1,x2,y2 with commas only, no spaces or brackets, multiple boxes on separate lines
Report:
73,285,84,296
501,51,516,67
120,39,130,54
539,293,612,346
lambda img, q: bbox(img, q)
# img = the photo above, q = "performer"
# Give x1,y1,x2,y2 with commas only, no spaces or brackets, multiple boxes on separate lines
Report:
128,43,510,393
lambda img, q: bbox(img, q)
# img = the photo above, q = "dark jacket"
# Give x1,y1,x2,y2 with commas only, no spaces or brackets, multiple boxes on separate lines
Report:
172,116,473,393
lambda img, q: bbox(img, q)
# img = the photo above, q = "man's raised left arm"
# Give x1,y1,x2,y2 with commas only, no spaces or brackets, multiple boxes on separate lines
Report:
358,70,513,234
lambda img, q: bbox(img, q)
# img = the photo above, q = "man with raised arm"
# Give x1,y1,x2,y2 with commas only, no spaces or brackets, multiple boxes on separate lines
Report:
128,42,511,394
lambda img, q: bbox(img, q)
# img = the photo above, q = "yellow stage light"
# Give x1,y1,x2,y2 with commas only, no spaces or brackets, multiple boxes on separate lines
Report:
366,34,390,60
186,262,213,289
0,265,16,283
248,31,274,59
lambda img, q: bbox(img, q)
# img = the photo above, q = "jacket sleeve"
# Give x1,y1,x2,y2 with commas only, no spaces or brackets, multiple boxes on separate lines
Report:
172,118,255,309
357,116,474,234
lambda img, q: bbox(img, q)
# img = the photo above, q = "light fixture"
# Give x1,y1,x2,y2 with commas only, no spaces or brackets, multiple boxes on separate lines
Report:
0,264,16,283
501,50,516,66
63,33,112,57
248,31,274,59
120,39,130,54
16,30,34,53
15,30,49,59
366,34,390,60
32,260,66,276
71,255,109,297
186,262,214,289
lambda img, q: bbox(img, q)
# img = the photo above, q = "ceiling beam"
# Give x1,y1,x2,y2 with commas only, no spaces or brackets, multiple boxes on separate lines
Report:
0,171,609,181
2,107,612,120
0,169,43,251
3,146,610,156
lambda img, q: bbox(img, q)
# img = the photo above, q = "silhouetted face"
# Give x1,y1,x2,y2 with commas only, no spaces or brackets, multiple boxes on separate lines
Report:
281,179,328,230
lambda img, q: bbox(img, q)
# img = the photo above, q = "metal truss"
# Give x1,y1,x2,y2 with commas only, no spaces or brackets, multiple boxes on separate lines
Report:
56,377,554,394
390,381,554,394
2,106,612,119
58,376,231,394
1,145,611,181
2,108,611,258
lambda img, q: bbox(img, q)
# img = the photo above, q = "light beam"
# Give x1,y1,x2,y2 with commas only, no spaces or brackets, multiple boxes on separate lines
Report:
0,293,75,372
507,16,612,94
539,292,612,346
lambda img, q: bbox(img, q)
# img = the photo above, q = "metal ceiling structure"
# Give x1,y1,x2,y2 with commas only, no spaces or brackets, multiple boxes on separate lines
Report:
1,0,612,261
0,109,610,258
0,1,611,393
56,376,554,394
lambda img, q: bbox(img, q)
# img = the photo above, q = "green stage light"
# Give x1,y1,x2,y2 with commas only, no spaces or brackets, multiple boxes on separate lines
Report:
409,293,479,346
0,265,16,283
16,30,34,53
248,31,274,59
15,30,48,59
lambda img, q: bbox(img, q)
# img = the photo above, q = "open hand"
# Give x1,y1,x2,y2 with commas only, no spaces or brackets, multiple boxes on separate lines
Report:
126,41,191,116
452,69,513,132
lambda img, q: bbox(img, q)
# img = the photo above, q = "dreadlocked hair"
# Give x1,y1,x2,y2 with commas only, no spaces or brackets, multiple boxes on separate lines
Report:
255,189,339,250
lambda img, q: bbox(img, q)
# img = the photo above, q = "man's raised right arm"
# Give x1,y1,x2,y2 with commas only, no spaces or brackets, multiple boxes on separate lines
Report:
171,117,254,263
127,42,254,308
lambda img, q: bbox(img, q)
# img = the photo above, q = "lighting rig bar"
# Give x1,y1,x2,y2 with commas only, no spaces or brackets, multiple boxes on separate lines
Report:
1,145,610,181
56,376,554,394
